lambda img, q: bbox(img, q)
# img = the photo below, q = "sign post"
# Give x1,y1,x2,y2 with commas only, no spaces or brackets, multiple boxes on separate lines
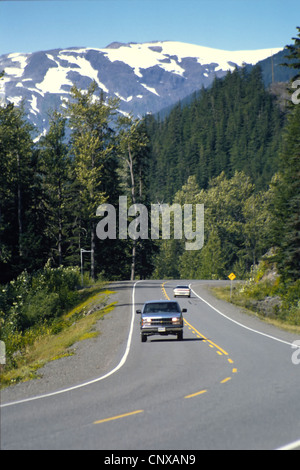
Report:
80,248,93,287
228,272,236,299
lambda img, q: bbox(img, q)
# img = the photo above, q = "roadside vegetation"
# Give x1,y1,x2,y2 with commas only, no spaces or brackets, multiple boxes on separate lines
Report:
212,252,300,334
0,263,116,388
0,28,299,388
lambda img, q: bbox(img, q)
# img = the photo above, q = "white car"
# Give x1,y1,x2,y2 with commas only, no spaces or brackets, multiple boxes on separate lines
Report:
173,285,191,298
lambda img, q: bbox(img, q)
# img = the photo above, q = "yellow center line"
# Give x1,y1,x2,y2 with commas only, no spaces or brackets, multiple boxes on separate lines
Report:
183,317,229,356
161,282,237,399
94,410,144,425
161,283,169,299
162,282,229,357
220,377,232,384
185,389,207,399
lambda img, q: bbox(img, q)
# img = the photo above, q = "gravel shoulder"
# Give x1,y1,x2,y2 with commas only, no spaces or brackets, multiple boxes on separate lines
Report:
0,281,134,405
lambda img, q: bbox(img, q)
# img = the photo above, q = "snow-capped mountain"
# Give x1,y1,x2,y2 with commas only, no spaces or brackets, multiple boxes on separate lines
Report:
0,41,282,134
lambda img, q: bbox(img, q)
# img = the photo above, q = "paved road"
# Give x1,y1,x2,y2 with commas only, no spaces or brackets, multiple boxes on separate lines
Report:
1,280,299,450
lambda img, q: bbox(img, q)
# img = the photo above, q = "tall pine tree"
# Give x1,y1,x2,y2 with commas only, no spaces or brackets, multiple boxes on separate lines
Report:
0,103,38,281
38,111,71,266
271,28,300,281
65,81,118,280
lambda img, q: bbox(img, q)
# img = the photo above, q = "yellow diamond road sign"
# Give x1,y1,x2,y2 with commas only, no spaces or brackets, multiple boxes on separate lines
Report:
228,273,236,281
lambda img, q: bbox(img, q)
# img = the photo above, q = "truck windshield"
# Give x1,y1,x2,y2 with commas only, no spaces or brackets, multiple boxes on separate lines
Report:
144,302,181,313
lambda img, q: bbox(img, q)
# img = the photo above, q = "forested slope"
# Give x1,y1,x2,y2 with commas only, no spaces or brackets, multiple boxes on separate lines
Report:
146,65,285,202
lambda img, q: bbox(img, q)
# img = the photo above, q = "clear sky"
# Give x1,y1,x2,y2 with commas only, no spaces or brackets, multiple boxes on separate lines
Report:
0,0,299,56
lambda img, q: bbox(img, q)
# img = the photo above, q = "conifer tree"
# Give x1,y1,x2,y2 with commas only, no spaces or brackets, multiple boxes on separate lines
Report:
65,81,118,280
271,100,300,281
282,26,300,79
117,114,149,280
271,27,300,281
0,103,36,281
38,111,71,266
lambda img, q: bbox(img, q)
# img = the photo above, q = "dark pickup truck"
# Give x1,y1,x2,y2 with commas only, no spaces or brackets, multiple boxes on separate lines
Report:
136,300,186,342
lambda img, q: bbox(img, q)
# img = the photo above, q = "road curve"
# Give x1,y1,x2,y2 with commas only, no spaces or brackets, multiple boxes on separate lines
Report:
1,280,299,450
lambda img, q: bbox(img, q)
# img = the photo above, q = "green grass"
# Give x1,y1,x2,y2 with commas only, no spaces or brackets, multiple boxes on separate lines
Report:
0,284,116,389
211,283,300,336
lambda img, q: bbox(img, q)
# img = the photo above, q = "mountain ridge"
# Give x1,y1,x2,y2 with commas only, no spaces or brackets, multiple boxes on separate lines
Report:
0,40,284,135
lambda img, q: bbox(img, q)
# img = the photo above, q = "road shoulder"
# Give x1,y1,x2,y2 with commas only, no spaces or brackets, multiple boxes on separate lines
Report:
1,281,134,405
190,280,299,345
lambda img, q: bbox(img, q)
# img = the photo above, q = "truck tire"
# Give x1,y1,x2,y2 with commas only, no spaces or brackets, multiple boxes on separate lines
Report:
177,331,183,341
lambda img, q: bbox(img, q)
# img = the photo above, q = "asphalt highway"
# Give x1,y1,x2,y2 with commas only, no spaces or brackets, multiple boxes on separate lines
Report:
1,280,299,450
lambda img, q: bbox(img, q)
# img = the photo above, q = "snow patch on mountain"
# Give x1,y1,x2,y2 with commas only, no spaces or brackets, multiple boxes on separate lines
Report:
0,40,283,134
102,41,282,76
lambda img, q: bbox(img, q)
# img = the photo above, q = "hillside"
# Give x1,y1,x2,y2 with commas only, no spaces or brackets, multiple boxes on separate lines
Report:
0,41,283,135
145,65,286,201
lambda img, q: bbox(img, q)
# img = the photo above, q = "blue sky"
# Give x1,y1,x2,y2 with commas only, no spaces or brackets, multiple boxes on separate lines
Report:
0,0,299,55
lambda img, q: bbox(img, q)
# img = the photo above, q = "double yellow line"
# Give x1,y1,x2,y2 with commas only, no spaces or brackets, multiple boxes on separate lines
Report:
162,282,228,356
184,316,229,356
94,282,238,425
162,281,238,399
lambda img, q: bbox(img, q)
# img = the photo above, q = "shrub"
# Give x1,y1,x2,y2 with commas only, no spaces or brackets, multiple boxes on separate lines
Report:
0,263,81,342
20,291,61,329
280,280,300,325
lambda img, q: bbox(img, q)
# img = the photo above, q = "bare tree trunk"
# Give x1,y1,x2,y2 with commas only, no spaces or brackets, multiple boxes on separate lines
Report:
58,217,62,266
17,153,23,257
58,180,62,266
131,241,136,281
91,152,95,281
128,144,136,281
139,163,143,199
91,225,95,281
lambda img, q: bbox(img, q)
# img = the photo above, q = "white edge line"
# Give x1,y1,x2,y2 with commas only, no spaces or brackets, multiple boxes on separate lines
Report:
1,281,141,408
183,282,299,451
189,284,294,347
276,439,300,450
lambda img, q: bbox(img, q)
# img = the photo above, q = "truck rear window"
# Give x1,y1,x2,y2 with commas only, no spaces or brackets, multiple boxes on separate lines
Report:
144,302,181,313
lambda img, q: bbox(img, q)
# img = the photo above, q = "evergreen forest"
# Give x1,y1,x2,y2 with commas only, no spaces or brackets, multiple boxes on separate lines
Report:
0,28,299,350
